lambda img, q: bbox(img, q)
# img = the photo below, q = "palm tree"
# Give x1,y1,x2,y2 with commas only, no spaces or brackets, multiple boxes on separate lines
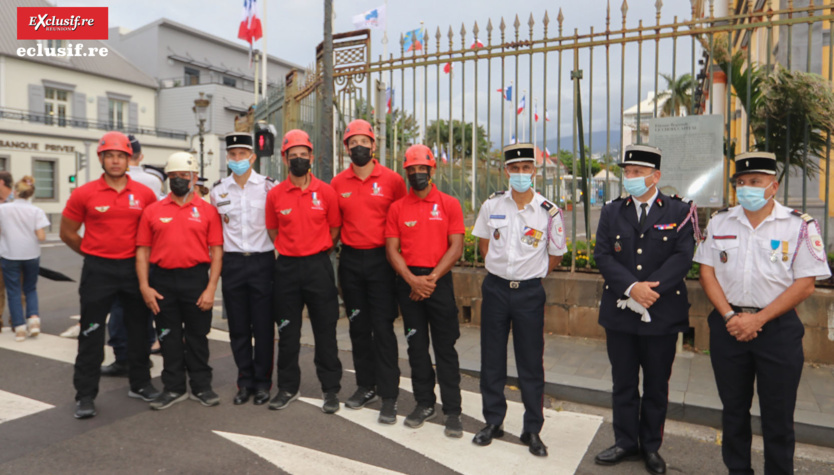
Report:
653,73,695,117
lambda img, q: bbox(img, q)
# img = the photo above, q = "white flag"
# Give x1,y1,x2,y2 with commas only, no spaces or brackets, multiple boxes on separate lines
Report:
352,5,386,30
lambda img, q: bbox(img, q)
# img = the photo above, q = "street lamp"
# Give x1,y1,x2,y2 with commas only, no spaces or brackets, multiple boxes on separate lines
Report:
192,92,211,176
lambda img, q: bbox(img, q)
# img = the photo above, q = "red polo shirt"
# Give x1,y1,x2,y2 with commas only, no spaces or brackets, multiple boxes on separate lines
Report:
136,195,223,269
331,160,406,249
62,174,157,259
265,174,341,257
385,184,465,268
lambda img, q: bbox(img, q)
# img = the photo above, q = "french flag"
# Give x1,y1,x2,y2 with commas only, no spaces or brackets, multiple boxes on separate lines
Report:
238,0,263,45
441,148,448,163
517,95,526,115
497,84,512,102
545,110,551,122
534,103,539,122
386,87,394,114
443,62,452,74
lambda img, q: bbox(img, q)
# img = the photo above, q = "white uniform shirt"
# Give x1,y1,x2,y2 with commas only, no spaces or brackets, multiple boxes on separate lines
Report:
632,188,658,221
0,200,50,260
210,171,276,253
693,201,831,308
128,165,163,198
473,191,566,281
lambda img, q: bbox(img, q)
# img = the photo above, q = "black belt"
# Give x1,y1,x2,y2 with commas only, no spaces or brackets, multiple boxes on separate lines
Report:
489,273,542,289
731,305,764,314
226,251,273,257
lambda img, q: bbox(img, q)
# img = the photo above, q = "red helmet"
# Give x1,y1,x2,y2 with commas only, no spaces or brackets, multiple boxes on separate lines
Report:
281,129,313,154
343,119,375,146
404,144,436,168
97,131,133,157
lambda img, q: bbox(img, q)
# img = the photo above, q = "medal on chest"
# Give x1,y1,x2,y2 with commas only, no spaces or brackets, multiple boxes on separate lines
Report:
719,250,728,263
493,229,500,240
770,239,780,263
614,241,622,253
224,214,230,224
781,241,789,262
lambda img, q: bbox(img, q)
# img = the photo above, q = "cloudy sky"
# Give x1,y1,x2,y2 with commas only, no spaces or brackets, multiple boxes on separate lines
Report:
54,0,701,150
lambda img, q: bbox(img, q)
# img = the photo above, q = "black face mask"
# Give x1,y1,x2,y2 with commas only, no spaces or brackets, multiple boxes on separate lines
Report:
349,146,373,167
289,158,311,177
169,177,192,197
407,172,431,191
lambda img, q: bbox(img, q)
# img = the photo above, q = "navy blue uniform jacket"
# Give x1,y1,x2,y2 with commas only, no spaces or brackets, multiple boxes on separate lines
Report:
593,193,695,335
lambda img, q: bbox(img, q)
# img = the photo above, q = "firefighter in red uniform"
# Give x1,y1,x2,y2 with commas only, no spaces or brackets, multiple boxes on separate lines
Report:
265,129,343,414
385,144,465,437
331,119,407,423
60,131,160,419
136,152,224,410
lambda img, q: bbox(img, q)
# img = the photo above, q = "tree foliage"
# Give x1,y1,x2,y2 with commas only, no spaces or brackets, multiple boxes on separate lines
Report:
425,119,491,159
653,73,695,117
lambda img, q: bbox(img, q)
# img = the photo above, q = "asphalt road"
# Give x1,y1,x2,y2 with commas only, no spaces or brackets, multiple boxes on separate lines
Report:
0,244,832,474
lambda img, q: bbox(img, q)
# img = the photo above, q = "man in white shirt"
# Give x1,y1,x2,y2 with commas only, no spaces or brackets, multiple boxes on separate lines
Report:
471,143,566,457
694,151,831,475
127,135,163,197
210,132,277,406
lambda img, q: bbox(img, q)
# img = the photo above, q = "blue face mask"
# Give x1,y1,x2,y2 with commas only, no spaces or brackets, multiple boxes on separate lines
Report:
736,183,774,211
228,158,251,176
623,175,652,197
508,173,533,193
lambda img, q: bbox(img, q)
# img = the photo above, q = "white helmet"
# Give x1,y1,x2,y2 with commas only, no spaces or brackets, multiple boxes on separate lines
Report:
165,152,198,174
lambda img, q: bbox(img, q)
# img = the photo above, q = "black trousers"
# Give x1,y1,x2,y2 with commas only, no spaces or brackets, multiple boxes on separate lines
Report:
709,309,804,475
151,264,213,395
74,256,151,400
222,251,275,391
605,328,677,453
274,252,342,394
395,268,461,415
480,273,546,434
338,246,400,399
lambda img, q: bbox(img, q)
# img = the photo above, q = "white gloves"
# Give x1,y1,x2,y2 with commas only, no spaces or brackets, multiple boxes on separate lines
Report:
616,297,652,323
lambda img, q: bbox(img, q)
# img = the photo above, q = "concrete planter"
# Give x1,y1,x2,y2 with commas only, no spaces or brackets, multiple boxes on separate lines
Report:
451,266,834,365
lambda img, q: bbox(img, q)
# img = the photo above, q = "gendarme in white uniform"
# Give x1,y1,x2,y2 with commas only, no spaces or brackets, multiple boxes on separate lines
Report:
127,165,163,198
472,191,566,280
210,171,276,253
693,200,831,308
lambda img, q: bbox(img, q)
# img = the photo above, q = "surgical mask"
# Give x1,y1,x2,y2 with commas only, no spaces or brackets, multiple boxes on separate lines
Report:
228,158,251,176
349,146,373,167
408,172,431,191
169,177,192,197
508,173,533,193
288,158,311,177
736,183,774,212
623,175,652,197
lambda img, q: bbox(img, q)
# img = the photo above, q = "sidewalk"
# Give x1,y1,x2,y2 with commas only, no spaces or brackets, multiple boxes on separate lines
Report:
211,310,834,449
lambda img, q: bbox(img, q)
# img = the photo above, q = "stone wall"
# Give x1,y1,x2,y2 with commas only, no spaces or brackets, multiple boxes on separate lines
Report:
451,267,834,364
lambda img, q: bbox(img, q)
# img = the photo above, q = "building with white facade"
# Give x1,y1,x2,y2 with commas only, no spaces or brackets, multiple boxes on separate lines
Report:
106,19,302,183
0,0,189,224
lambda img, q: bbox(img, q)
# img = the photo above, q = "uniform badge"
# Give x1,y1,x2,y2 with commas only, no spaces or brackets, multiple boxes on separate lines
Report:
280,209,292,215
493,229,500,240
128,194,136,207
430,204,439,218
614,241,622,253
220,193,228,198
95,206,109,213
719,250,728,263
191,207,200,219
341,192,352,198
521,227,543,248
224,214,230,224
405,220,417,227
159,217,173,223
811,234,824,252
371,182,383,196
311,192,321,207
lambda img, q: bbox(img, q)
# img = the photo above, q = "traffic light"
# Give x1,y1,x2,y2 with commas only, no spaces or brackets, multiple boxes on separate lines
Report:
68,174,77,184
254,123,276,158
76,152,88,170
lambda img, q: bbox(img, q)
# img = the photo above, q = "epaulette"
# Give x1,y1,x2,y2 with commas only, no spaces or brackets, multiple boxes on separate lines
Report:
488,190,506,199
212,179,222,188
604,196,624,206
711,207,729,218
671,194,692,204
790,209,816,223
266,176,276,183
540,199,558,217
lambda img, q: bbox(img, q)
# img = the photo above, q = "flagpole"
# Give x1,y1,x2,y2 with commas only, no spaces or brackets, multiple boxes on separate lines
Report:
419,21,425,143
533,98,537,164
261,0,267,102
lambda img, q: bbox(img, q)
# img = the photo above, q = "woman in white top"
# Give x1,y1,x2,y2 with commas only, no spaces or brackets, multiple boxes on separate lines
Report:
0,176,50,341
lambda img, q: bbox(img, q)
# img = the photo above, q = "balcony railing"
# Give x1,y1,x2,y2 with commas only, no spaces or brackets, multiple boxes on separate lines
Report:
158,76,281,95
0,106,188,140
